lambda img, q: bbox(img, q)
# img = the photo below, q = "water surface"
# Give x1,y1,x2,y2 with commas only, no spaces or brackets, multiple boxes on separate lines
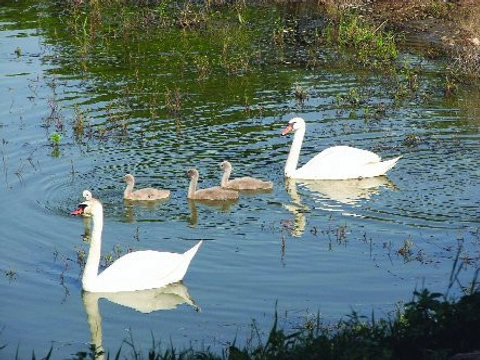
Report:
0,2,479,358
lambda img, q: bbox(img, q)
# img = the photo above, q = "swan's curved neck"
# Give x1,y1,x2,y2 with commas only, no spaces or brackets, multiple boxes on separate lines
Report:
188,176,198,197
83,209,103,290
285,127,305,177
123,182,134,198
82,292,104,360
221,167,231,187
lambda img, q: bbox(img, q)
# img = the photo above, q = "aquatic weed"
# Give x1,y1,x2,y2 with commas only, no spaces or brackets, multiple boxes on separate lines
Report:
443,74,459,98
164,86,183,115
323,11,398,68
49,132,62,147
5,268,17,282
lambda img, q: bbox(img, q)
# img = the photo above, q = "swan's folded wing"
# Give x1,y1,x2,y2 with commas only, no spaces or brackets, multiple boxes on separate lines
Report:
313,146,381,165
297,146,382,179
96,251,185,292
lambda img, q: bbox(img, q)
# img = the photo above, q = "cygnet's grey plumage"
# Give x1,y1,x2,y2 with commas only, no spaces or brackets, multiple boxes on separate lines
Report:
220,161,273,190
187,168,239,200
123,173,170,201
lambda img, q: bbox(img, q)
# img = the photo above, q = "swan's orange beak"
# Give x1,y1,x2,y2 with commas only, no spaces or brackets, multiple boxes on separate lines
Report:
71,204,86,215
282,123,294,136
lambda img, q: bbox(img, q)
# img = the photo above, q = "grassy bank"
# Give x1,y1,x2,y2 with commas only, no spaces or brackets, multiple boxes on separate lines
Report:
55,0,480,80
5,285,479,360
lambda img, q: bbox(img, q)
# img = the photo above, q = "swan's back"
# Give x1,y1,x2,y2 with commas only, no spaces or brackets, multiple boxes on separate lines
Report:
123,173,170,200
191,186,239,200
187,168,239,200
127,188,171,201
88,241,202,292
297,146,399,180
224,176,273,190
220,160,273,190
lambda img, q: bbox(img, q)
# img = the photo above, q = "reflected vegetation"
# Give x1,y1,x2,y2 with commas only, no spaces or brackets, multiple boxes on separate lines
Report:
82,282,198,359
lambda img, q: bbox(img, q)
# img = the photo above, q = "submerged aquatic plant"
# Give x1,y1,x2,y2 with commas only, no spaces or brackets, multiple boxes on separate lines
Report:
5,267,17,282
49,132,62,147
49,132,62,157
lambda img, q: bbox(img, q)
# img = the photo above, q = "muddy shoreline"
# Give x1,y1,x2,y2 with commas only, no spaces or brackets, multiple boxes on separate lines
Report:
352,0,480,79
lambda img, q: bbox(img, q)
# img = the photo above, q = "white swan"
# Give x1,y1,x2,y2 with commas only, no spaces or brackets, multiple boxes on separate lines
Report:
77,190,94,218
83,190,93,201
282,117,401,180
220,161,273,190
71,192,202,292
123,173,170,201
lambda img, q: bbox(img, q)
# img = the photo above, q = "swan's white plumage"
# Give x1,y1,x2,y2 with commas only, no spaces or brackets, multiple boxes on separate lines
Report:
89,247,201,293
282,117,401,180
72,193,202,293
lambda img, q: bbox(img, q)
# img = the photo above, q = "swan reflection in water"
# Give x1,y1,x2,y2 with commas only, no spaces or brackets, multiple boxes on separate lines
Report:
82,282,199,359
284,176,396,237
187,186,271,226
123,197,170,224
187,198,238,226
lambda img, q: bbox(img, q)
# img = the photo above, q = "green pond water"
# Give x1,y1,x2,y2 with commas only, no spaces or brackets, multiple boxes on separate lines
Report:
0,1,479,358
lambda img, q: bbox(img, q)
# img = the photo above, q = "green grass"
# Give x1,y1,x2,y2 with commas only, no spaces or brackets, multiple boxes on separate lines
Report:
323,11,398,69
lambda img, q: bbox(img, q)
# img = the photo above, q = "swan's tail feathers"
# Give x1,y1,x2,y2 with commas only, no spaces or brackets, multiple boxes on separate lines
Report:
165,241,203,286
183,240,203,263
381,155,402,175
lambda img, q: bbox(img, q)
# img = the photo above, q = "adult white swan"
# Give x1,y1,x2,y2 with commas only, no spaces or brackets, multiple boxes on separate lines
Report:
71,193,202,292
282,117,401,180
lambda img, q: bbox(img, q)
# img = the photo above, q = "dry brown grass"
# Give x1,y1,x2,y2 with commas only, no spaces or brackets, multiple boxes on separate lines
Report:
458,1,480,43
447,1,480,77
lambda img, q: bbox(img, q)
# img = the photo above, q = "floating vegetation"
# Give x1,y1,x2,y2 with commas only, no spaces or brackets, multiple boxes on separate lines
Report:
164,86,183,116
103,243,125,267
444,74,459,99
49,132,62,147
72,104,90,141
5,268,17,282
403,134,421,147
